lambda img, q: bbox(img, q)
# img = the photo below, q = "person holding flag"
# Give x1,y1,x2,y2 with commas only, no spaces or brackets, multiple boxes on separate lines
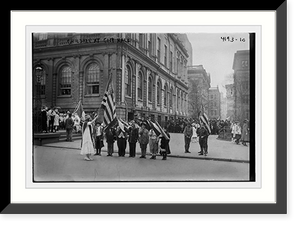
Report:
80,115,97,161
197,124,209,156
198,112,211,156
149,127,159,160
128,121,139,157
159,127,171,160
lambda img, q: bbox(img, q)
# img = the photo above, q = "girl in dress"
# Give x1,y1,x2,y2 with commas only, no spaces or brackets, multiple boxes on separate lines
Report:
80,115,97,161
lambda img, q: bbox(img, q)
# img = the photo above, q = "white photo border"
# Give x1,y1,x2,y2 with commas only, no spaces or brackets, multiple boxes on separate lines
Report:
12,12,275,202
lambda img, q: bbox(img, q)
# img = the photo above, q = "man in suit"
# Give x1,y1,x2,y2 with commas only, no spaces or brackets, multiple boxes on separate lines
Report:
116,126,128,157
183,123,193,153
128,122,139,157
197,125,209,156
65,113,74,142
138,123,149,159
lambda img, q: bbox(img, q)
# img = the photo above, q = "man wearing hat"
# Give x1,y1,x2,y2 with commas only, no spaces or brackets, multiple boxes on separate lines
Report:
138,122,149,158
197,124,209,156
183,123,193,153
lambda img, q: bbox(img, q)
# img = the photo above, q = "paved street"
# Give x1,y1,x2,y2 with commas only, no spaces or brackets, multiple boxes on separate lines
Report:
34,133,250,182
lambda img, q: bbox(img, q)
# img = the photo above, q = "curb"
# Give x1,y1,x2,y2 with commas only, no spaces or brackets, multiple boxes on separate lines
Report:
41,144,249,164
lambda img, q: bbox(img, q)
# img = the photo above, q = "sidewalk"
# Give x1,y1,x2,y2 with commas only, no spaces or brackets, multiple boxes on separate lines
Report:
42,133,250,163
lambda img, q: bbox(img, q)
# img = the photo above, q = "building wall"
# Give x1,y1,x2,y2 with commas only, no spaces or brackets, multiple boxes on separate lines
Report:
187,65,211,119
33,33,190,126
208,88,221,119
233,50,250,122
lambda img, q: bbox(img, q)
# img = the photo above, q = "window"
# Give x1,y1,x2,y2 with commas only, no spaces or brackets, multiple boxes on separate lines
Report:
157,38,161,62
138,72,143,100
125,65,132,97
60,66,72,95
148,76,152,102
164,45,167,66
177,90,180,110
85,63,100,95
242,60,248,68
170,51,173,72
35,66,46,96
169,87,173,107
164,84,167,107
139,33,144,49
157,81,161,105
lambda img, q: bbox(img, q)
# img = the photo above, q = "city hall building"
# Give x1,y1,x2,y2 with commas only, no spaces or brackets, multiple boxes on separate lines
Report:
33,33,190,125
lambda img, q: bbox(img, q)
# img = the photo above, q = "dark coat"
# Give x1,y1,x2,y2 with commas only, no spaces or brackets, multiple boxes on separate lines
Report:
65,117,74,130
106,128,116,143
128,127,139,143
197,127,209,140
160,132,171,154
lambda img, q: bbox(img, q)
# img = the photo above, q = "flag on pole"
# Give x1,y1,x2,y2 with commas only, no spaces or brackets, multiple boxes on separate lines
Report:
101,75,117,128
73,100,84,118
147,120,170,140
199,113,211,134
117,118,131,132
155,120,170,140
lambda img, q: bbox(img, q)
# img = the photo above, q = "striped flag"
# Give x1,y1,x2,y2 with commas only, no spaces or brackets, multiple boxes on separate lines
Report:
101,76,117,128
200,113,211,134
155,120,170,140
118,118,130,132
147,120,170,140
73,100,84,118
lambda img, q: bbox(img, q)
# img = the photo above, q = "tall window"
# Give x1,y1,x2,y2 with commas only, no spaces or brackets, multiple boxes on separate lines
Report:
157,37,161,62
60,66,72,95
164,84,167,107
85,63,100,95
157,80,161,105
177,90,180,111
148,76,152,102
164,45,168,66
137,72,143,100
169,87,173,107
148,34,153,56
139,33,145,49
125,65,132,97
170,51,173,72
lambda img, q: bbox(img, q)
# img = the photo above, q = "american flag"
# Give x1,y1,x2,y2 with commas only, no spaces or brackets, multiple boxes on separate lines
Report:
101,76,116,128
199,112,211,134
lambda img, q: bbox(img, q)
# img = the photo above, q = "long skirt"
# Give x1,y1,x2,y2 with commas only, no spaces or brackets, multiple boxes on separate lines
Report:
80,126,95,155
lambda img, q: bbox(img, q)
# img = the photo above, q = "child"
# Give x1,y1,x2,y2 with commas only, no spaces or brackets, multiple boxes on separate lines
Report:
94,122,104,156
159,129,170,160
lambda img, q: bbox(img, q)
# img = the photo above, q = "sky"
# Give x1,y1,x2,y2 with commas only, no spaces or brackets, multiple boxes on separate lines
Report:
186,33,249,95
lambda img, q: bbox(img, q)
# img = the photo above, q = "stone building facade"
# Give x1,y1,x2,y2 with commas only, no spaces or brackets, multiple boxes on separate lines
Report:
208,87,221,119
33,33,189,125
232,50,250,122
187,65,211,119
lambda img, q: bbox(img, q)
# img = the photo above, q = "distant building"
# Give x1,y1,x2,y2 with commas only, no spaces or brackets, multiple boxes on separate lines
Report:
220,92,227,120
232,50,250,122
225,83,235,120
208,87,221,120
187,65,211,118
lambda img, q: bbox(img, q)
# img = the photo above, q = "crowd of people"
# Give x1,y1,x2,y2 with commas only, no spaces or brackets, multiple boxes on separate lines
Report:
77,116,171,161
39,106,97,134
39,106,249,160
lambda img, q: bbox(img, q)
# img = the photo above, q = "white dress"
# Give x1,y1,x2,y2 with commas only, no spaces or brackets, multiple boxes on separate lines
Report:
191,126,198,142
80,122,95,155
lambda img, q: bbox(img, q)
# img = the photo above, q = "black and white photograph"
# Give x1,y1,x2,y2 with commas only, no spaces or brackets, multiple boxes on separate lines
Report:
32,31,254,182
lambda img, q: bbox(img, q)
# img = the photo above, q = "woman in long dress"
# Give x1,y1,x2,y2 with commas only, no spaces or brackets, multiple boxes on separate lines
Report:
80,115,96,161
191,123,198,143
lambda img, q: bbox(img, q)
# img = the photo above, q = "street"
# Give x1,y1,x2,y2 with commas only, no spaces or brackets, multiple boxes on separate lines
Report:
33,133,250,182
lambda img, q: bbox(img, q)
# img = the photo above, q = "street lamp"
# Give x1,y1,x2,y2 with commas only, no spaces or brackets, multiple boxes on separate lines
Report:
34,66,43,133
